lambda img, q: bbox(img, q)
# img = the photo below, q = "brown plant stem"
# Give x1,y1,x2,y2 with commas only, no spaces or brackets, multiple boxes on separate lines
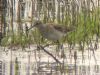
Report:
38,45,62,64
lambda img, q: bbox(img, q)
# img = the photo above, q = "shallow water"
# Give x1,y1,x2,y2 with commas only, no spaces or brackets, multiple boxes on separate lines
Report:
0,44,100,75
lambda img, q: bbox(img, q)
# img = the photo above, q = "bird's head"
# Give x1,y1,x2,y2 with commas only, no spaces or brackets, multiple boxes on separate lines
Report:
27,20,43,31
33,20,42,27
28,20,42,31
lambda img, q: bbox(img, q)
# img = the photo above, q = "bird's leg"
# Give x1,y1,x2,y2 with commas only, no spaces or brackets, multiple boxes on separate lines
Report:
56,40,62,58
60,45,66,59
56,40,66,58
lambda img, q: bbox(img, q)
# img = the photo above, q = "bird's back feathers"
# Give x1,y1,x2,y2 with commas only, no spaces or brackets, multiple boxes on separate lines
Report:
45,23,75,33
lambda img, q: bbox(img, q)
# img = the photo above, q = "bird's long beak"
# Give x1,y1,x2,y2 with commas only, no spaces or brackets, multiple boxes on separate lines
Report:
27,25,35,31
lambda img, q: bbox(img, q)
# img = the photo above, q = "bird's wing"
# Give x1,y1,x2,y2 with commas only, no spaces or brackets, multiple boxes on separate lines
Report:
53,25,75,33
45,23,75,33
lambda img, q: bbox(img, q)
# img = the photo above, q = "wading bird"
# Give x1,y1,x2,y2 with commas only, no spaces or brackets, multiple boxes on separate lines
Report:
28,20,75,41
28,20,75,58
